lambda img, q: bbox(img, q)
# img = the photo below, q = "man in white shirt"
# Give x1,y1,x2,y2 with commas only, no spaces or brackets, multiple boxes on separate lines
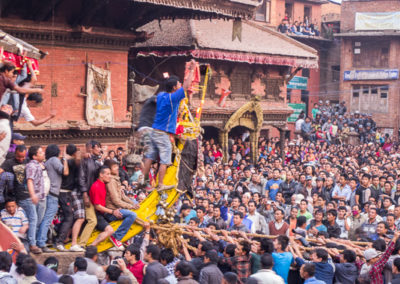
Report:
247,253,284,284
295,113,305,139
336,206,351,239
247,200,267,234
19,93,56,126
67,246,106,281
72,257,99,284
332,173,352,202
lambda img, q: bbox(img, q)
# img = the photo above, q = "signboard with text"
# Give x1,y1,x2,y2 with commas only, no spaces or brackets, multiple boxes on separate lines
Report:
287,76,308,90
344,69,399,81
288,103,306,122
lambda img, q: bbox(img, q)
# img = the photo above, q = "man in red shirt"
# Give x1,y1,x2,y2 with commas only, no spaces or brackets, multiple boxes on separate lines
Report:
89,166,137,249
125,244,145,283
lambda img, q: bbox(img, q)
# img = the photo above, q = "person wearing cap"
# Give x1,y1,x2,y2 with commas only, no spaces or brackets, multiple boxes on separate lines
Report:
7,132,25,156
303,175,314,200
359,230,400,284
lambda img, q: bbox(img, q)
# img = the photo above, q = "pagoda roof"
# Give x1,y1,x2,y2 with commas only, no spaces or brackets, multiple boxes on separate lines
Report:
133,19,318,68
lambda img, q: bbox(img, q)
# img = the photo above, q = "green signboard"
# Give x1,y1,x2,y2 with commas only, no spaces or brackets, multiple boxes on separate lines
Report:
288,103,306,122
287,76,308,90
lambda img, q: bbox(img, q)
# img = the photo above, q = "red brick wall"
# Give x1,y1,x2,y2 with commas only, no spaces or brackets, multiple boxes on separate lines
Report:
270,0,322,30
339,1,400,135
341,0,400,32
340,37,400,133
20,46,128,127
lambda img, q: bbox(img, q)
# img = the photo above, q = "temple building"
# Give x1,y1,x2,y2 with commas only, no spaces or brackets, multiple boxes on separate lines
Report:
130,19,318,161
0,0,260,148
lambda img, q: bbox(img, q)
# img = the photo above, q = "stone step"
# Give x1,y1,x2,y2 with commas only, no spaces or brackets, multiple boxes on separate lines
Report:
30,251,84,274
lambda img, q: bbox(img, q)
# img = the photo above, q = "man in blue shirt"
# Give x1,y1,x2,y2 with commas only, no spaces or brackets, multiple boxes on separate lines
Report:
142,60,196,191
265,168,282,201
272,235,293,284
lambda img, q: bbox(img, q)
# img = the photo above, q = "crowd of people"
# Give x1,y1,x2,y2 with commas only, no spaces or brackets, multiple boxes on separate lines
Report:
2,131,400,284
295,100,385,146
1,57,400,284
277,17,320,37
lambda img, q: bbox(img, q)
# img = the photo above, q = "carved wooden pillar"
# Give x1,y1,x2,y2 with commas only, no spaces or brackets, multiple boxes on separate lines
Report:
279,128,285,165
220,130,229,163
249,130,259,163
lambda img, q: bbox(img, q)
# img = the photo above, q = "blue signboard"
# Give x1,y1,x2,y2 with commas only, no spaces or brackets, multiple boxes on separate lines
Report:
287,76,308,90
344,69,399,81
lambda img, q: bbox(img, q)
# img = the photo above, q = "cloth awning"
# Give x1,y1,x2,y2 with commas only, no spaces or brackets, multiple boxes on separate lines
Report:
137,49,318,69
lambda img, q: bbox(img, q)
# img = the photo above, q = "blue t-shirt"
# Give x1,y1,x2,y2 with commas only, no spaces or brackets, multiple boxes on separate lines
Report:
152,87,185,134
272,252,293,284
265,179,282,201
306,223,328,232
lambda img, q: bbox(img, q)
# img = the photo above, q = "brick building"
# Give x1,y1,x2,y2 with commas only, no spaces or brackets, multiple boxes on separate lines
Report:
0,0,259,149
251,0,341,138
130,19,318,161
336,0,400,137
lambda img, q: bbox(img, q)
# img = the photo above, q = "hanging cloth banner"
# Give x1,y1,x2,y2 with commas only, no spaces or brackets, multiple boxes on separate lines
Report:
86,63,114,127
355,12,400,31
184,61,201,95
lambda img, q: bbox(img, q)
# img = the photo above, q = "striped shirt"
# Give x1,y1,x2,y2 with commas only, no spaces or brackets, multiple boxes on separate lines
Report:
1,207,28,237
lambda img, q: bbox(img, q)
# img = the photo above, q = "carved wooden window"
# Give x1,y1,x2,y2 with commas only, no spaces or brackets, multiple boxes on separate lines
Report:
264,78,283,100
353,40,390,68
230,69,251,96
254,0,271,23
351,85,388,113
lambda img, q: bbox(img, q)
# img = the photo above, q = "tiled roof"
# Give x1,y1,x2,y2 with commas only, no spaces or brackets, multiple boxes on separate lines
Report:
135,19,318,61
133,0,260,19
